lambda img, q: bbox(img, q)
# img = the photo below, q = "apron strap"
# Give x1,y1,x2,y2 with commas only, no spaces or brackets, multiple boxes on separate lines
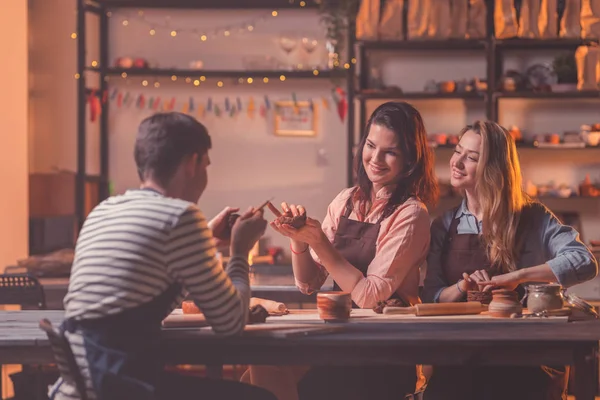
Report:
342,188,359,218
441,206,462,256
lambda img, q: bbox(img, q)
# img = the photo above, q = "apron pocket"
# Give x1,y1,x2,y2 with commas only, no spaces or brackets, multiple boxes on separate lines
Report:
83,333,156,400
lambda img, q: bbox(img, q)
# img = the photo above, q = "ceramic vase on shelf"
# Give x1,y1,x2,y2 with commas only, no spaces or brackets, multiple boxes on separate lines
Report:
326,39,340,69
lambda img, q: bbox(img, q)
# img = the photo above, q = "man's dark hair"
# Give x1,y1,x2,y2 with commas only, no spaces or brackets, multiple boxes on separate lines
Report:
134,112,212,186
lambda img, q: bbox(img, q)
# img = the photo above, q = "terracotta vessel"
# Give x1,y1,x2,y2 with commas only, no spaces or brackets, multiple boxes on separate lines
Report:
488,290,522,318
317,291,352,322
527,284,564,314
467,290,493,305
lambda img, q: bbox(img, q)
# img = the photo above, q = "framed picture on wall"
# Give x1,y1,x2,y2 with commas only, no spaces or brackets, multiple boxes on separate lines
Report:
274,101,317,137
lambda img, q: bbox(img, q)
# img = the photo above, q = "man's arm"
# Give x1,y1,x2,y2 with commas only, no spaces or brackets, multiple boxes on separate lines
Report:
166,205,249,335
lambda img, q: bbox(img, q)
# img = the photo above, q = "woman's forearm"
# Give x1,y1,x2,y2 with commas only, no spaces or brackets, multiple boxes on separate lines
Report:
516,264,558,284
290,240,322,289
438,280,467,303
310,239,364,293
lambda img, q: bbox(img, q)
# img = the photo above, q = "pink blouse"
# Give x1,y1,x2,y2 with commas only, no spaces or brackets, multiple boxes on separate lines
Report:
296,186,431,308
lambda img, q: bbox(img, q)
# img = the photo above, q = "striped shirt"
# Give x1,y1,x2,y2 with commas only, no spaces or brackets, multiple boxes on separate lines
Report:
51,189,251,399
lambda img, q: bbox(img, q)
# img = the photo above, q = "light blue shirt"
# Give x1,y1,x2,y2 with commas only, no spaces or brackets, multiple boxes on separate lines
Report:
422,199,598,303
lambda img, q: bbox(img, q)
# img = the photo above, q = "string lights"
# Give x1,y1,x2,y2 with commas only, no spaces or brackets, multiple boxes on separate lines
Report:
113,9,280,42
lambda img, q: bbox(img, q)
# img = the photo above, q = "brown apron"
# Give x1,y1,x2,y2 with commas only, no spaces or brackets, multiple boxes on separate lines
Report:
298,192,416,400
424,207,569,400
331,194,407,306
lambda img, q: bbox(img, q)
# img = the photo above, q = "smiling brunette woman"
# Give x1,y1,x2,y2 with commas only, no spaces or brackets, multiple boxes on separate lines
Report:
423,120,598,400
243,101,439,400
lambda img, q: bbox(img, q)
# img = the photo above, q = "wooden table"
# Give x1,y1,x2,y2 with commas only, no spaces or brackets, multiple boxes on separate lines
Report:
0,310,599,399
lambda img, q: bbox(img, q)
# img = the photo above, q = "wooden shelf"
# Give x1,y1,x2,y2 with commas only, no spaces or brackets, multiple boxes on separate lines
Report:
357,39,487,51
495,91,600,99
357,91,485,100
94,0,322,9
90,67,349,79
495,38,598,50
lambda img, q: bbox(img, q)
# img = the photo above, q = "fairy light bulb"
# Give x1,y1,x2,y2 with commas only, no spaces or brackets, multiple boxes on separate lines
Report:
313,69,319,76
142,80,148,86
247,77,253,84
91,60,98,67
200,35,207,41
279,75,286,81
121,72,127,78
193,80,200,86
247,25,254,31
154,81,160,88
300,1,306,6
263,77,269,83
224,30,230,36
185,77,191,83
272,10,278,16
200,76,206,82
122,20,129,26
70,33,77,39
149,29,156,36
217,81,224,87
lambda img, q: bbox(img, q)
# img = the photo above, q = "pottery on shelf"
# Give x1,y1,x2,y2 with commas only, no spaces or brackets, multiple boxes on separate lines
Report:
488,290,523,318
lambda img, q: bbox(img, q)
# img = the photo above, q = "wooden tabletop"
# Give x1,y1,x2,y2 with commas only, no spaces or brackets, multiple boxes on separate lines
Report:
1,309,599,350
0,309,599,398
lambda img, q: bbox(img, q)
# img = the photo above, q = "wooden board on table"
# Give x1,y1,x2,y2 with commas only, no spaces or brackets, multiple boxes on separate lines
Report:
162,311,343,337
265,309,570,323
162,308,570,329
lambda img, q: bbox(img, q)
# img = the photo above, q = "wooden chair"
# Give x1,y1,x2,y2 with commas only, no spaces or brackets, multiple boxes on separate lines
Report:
39,319,88,400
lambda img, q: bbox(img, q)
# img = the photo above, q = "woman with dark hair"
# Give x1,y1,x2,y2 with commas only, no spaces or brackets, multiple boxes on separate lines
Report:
422,120,597,400
243,101,439,400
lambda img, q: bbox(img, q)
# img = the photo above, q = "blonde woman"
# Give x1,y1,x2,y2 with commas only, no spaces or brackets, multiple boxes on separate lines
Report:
422,121,598,400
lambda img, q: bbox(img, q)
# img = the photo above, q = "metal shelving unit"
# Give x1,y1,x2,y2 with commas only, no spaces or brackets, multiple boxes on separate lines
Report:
354,1,599,131
76,0,356,228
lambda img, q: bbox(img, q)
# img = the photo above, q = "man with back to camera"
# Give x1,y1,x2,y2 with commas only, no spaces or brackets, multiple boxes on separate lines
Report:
49,112,276,400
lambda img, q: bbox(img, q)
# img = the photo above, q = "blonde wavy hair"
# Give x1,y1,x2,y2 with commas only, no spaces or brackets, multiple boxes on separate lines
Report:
459,121,531,274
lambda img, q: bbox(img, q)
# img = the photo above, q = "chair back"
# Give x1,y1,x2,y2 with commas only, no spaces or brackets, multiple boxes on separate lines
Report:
39,319,88,400
0,273,47,309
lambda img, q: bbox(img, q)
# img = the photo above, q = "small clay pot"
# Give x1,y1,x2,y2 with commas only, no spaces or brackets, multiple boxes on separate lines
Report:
317,292,352,322
488,290,523,318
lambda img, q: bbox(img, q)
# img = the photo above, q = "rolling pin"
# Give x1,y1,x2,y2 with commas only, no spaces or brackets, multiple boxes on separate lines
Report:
383,302,486,316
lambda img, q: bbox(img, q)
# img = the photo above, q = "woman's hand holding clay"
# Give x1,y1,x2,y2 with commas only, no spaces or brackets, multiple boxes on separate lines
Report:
461,269,495,292
269,202,327,249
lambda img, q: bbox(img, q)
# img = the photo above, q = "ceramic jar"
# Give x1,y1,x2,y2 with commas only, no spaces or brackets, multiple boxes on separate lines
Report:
488,290,523,318
527,284,564,314
317,292,352,322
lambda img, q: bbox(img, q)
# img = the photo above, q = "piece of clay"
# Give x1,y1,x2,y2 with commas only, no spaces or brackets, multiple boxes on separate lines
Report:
373,298,404,314
278,211,307,228
248,304,269,324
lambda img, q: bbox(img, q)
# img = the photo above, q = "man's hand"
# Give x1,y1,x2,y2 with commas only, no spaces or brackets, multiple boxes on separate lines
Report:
208,206,239,247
